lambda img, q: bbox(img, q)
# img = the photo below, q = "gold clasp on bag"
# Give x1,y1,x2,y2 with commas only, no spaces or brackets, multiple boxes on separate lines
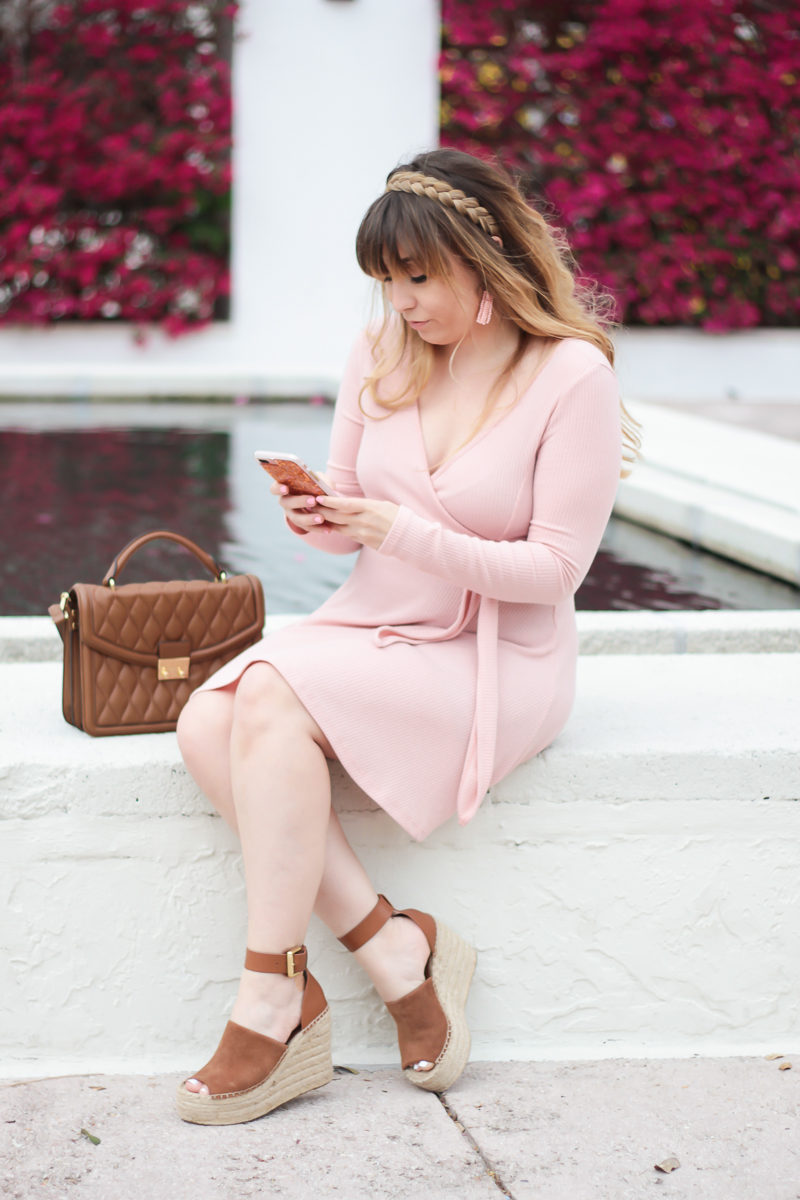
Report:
60,592,77,630
158,656,190,681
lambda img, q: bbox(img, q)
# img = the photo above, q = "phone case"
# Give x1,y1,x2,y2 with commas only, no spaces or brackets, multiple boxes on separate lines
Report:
256,457,329,496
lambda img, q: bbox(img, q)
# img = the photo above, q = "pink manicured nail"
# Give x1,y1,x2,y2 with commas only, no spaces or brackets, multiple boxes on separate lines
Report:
280,485,288,495
306,496,316,508
313,515,324,524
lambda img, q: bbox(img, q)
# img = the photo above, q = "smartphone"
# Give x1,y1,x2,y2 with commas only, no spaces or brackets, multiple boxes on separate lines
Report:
254,451,335,496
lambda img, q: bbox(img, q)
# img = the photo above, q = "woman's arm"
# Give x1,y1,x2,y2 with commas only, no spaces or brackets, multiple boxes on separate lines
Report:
319,363,622,602
280,333,368,555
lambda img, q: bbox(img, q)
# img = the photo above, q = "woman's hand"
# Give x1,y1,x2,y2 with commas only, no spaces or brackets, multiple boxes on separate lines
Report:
270,483,398,548
313,495,399,550
270,482,333,534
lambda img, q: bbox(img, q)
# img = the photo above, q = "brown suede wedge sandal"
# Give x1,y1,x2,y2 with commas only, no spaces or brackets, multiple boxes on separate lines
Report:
340,895,477,1093
176,945,333,1126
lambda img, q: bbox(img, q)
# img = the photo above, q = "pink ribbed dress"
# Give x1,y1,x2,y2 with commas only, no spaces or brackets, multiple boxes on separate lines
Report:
196,330,622,841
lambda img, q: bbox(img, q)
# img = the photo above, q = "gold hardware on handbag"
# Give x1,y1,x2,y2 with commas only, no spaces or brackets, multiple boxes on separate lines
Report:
48,530,265,736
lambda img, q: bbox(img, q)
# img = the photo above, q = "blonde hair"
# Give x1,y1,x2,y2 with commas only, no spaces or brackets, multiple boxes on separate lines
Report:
355,149,640,476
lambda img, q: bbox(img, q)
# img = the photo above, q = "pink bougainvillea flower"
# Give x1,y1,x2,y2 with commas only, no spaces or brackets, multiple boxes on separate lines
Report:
440,0,800,330
0,0,236,334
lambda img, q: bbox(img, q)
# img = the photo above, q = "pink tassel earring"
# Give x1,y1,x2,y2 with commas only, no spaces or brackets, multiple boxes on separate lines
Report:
476,290,493,325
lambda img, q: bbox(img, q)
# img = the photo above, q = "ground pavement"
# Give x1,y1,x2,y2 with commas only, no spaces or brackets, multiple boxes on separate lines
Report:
3,1058,799,1200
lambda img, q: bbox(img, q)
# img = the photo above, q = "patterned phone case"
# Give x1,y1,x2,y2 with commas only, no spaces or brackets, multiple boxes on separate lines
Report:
258,458,327,496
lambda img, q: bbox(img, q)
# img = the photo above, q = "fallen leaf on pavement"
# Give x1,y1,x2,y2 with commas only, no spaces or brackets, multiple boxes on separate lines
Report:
655,1157,681,1173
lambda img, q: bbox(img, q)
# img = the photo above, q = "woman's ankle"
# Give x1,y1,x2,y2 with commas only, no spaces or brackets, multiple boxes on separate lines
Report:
354,915,430,1004
230,968,304,1042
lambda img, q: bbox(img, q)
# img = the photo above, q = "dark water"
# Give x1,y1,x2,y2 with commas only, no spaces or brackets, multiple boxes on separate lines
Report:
1,409,798,616
1,428,231,614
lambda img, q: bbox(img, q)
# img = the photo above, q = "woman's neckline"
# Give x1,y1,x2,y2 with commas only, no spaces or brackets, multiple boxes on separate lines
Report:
418,336,570,477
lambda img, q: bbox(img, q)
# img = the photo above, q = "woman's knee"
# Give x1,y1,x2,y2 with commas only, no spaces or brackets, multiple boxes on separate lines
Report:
232,663,312,743
176,688,233,766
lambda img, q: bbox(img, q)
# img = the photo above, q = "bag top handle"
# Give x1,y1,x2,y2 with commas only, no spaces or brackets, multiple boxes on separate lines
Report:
102,530,228,588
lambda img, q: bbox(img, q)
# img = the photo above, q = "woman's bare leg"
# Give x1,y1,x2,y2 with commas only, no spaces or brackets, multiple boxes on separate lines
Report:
177,683,240,832
314,807,433,1007
177,664,332,1093
176,667,431,1092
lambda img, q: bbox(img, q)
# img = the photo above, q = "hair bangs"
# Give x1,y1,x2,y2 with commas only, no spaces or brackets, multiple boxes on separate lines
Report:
356,192,453,280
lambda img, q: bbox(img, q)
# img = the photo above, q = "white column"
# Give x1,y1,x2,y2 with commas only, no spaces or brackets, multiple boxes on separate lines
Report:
0,0,440,393
232,0,441,380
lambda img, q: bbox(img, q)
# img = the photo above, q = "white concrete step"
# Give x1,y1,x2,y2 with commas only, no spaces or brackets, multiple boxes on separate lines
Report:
616,402,800,584
2,648,798,1077
3,609,800,664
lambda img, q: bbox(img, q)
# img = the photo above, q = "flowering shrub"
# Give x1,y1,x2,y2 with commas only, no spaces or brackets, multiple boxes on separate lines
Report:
440,0,800,329
0,0,235,335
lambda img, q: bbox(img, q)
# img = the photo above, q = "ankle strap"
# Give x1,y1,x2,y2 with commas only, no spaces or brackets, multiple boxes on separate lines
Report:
338,894,395,953
244,945,307,977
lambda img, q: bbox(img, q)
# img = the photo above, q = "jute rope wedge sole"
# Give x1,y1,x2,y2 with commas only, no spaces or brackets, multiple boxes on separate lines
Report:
176,945,334,1126
339,895,477,1093
395,918,477,1093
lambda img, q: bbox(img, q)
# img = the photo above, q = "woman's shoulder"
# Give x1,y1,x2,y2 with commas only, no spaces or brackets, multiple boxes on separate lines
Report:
515,335,615,406
548,335,615,379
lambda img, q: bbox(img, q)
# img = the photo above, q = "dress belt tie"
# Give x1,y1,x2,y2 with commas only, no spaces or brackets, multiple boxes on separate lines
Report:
373,591,500,826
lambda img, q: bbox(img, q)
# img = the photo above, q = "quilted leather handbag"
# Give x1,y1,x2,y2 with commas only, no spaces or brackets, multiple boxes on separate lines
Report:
49,530,265,736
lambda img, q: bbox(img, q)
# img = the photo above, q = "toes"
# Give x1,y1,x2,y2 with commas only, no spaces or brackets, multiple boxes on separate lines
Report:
184,1077,210,1095
411,1060,434,1073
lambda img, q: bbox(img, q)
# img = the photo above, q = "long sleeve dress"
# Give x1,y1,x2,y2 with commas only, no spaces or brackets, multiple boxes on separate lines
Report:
196,329,622,841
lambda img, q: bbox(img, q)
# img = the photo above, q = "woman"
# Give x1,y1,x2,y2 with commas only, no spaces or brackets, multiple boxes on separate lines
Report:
175,148,637,1125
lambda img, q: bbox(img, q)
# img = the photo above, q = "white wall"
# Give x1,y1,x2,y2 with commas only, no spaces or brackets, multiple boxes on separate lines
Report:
614,327,800,403
0,0,797,401
0,0,440,396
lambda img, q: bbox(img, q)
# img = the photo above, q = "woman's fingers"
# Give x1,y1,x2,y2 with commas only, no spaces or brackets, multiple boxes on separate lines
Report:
313,498,359,528
314,497,399,549
273,493,397,545
277,491,328,529
288,508,327,529
313,496,361,516
280,492,319,513
313,505,349,525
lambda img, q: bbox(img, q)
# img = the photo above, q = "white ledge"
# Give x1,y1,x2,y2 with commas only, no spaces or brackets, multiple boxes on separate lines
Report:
617,402,800,584
2,647,799,1074
1,329,799,401
3,609,800,666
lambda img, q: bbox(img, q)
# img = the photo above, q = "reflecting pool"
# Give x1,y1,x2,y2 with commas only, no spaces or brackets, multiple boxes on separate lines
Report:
1,401,798,616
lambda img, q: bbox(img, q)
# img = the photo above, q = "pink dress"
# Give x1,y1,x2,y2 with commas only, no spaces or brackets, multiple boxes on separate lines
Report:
197,330,622,841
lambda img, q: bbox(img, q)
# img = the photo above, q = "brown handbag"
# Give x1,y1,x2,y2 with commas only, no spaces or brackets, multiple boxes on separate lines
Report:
48,530,265,736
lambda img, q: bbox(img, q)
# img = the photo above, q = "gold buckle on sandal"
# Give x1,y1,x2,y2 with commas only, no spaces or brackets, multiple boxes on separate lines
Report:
285,946,303,977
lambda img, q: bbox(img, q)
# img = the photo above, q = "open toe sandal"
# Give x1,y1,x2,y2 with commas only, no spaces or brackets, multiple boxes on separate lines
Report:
176,945,333,1125
340,894,477,1093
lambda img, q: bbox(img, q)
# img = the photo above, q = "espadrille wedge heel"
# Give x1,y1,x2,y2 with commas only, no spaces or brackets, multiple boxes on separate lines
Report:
176,945,333,1126
339,895,477,1093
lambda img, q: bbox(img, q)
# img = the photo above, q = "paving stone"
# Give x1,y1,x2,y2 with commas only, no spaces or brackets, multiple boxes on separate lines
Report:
446,1058,800,1200
0,1068,499,1200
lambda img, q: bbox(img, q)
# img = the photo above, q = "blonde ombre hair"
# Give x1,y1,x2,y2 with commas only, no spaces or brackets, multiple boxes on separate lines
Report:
355,149,640,475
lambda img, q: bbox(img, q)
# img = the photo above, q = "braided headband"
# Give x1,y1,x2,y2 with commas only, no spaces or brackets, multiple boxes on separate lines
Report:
385,171,500,238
